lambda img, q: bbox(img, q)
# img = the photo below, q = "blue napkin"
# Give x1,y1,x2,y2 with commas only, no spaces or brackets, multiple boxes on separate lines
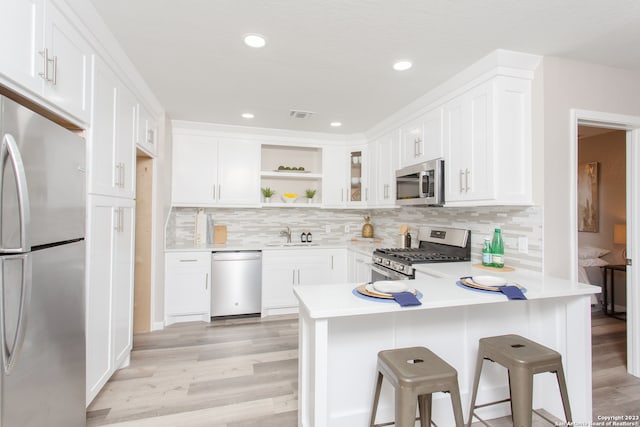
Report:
390,292,422,306
500,285,527,300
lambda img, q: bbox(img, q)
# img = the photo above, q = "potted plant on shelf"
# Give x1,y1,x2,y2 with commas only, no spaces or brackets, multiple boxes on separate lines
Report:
261,187,275,203
305,189,317,204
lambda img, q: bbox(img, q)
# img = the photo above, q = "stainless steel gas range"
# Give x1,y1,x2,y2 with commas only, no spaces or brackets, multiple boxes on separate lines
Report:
371,226,471,280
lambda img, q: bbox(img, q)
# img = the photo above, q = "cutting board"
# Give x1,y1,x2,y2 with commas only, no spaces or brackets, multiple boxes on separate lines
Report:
214,225,227,244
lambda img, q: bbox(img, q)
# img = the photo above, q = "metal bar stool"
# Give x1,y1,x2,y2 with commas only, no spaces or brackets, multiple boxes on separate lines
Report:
467,334,572,427
370,346,465,427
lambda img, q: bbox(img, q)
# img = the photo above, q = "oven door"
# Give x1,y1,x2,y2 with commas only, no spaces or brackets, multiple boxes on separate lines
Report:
371,263,413,281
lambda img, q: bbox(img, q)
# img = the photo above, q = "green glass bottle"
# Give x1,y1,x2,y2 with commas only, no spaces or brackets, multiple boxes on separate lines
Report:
491,228,504,268
482,238,492,266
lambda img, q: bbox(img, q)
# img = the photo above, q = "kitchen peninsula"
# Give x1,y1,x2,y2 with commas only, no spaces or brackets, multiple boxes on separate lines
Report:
294,269,599,427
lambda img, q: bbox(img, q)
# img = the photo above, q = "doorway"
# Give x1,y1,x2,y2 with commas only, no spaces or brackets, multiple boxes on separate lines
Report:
571,109,640,378
134,150,153,333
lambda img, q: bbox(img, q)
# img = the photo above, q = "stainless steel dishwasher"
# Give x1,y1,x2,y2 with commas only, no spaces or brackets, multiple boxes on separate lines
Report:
211,251,262,317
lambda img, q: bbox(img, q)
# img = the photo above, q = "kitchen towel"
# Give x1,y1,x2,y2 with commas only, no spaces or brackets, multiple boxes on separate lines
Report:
500,285,527,300
391,292,422,307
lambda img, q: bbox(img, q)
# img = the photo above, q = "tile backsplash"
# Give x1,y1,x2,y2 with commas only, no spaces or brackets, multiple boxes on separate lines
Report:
166,206,543,271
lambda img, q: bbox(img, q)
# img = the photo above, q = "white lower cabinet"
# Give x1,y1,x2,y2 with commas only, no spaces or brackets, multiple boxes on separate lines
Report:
348,250,372,283
86,195,135,405
262,248,347,314
164,252,211,325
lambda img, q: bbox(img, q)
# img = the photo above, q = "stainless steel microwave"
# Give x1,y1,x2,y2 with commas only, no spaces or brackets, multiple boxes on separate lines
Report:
395,159,444,206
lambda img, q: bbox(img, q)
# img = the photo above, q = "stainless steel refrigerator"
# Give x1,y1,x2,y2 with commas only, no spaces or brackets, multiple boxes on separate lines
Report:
0,95,86,426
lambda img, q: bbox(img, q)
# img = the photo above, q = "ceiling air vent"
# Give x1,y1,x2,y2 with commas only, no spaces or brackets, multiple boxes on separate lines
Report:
289,110,315,119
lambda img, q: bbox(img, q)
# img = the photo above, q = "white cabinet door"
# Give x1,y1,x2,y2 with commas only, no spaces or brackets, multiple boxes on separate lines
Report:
349,251,372,283
400,109,443,168
262,253,297,309
444,82,494,203
86,195,135,405
0,0,44,95
217,139,260,205
88,58,117,196
88,59,137,198
296,253,334,286
347,146,368,207
371,130,399,207
322,145,347,207
165,252,211,318
43,1,92,123
112,202,135,367
136,103,157,156
85,197,115,405
172,134,218,205
114,83,137,198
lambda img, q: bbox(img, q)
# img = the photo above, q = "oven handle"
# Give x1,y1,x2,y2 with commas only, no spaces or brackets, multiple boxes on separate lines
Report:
371,264,411,280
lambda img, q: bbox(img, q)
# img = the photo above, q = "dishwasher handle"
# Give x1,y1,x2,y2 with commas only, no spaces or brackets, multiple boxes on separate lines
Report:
212,251,262,262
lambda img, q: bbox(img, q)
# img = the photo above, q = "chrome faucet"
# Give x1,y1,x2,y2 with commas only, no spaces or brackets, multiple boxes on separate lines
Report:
280,226,292,243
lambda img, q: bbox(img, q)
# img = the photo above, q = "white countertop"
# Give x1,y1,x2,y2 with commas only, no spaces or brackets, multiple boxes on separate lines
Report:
293,272,600,319
165,241,377,254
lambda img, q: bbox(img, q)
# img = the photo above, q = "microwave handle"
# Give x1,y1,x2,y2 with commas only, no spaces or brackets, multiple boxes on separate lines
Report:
418,171,428,197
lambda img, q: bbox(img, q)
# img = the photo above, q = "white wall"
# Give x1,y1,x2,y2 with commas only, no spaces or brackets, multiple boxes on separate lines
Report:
542,57,640,278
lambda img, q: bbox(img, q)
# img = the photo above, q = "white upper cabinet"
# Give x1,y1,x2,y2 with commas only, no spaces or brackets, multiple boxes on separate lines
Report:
444,76,532,206
322,145,369,208
0,0,92,124
399,108,443,168
136,103,157,156
321,145,348,207
0,0,44,95
88,57,136,199
370,130,399,207
172,132,260,206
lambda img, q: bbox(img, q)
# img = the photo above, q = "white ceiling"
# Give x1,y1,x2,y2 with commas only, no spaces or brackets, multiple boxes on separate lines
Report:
88,0,640,134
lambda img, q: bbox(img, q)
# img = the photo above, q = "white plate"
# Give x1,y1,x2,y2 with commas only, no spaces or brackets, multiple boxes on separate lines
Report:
471,275,507,287
372,280,409,293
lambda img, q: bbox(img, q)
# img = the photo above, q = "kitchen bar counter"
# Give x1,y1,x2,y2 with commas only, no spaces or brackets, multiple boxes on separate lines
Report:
294,276,599,427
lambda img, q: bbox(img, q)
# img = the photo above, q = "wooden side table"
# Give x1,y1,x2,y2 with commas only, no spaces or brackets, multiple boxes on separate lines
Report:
601,264,627,320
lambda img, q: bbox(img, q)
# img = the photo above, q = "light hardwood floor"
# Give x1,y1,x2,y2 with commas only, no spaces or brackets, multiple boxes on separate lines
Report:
87,312,639,426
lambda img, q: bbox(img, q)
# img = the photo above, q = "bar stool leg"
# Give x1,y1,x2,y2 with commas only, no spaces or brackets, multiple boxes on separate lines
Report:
555,365,573,423
418,393,432,427
396,386,418,427
449,382,465,427
508,368,534,427
369,371,383,427
467,353,485,427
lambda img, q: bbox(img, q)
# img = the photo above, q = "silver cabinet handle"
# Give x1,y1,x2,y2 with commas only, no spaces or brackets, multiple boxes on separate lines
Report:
1,134,31,253
465,168,470,192
179,259,198,262
38,49,49,81
292,270,296,285
205,273,208,290
212,185,216,200
114,163,121,187
114,207,119,232
459,169,464,193
218,184,221,200
365,188,368,201
120,162,125,189
51,55,58,85
331,256,334,270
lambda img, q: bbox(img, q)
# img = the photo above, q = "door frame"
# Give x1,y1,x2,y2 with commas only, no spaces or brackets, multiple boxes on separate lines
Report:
570,109,640,377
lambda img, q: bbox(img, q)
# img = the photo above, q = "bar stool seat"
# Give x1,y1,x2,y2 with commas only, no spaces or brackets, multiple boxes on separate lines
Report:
467,334,572,427
370,346,464,427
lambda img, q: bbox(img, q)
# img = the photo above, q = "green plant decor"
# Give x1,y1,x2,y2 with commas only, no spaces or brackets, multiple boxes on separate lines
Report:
305,189,317,199
261,187,275,198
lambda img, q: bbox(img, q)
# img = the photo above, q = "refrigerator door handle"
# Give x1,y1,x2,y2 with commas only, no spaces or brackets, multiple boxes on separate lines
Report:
0,134,31,253
0,254,32,374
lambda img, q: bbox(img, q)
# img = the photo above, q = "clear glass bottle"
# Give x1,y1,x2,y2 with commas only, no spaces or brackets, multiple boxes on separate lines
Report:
482,238,492,266
491,228,504,268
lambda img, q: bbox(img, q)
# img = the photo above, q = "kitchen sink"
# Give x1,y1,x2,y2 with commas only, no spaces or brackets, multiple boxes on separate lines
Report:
265,243,320,247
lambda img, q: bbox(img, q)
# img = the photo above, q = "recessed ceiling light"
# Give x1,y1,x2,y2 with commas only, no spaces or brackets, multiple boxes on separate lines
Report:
393,60,412,71
330,122,342,127
241,113,254,119
243,34,266,48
